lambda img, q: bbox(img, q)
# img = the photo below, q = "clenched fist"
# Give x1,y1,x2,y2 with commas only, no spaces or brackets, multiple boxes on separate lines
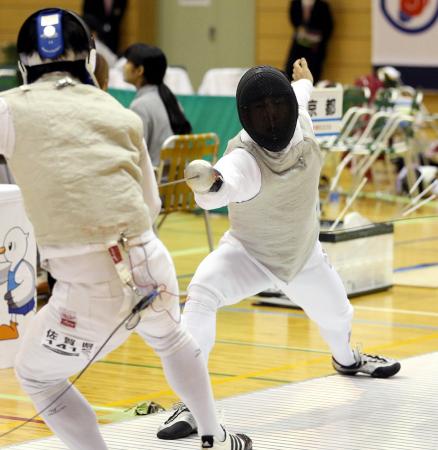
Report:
184,160,223,194
292,58,314,84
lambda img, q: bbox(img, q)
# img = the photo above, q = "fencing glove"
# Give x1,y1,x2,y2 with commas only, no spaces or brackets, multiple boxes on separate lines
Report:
185,160,223,194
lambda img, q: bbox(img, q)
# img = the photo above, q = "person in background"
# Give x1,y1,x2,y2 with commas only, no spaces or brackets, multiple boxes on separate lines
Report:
123,43,192,167
355,66,402,102
83,14,118,68
285,0,334,83
95,53,110,91
0,8,251,450
108,56,136,90
157,59,401,440
82,0,127,53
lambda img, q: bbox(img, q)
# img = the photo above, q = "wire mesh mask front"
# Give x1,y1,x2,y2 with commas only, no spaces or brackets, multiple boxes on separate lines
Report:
237,67,298,152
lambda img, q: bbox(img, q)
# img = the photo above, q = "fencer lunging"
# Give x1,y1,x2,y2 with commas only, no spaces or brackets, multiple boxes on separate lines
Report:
157,59,401,440
0,8,251,450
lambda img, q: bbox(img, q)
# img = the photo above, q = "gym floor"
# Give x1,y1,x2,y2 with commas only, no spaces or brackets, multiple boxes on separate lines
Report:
0,194,437,448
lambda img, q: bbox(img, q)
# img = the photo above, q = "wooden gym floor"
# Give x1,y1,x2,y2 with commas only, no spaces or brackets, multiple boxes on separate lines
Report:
0,194,437,448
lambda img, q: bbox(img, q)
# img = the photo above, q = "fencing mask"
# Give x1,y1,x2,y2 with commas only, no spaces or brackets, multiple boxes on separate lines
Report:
16,8,97,85
236,66,298,152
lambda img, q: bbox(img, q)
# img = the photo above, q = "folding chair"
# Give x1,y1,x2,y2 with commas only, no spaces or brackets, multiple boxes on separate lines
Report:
156,133,219,252
342,85,371,113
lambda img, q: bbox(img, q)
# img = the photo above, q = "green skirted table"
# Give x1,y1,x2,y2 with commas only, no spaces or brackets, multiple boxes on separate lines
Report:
108,88,241,157
0,68,19,92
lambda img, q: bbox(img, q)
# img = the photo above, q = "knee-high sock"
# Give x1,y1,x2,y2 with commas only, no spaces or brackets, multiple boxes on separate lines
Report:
183,296,217,365
31,383,107,450
161,337,224,440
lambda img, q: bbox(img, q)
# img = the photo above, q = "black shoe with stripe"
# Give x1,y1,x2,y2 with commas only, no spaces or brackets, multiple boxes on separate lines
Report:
157,403,197,440
201,427,252,449
333,348,401,378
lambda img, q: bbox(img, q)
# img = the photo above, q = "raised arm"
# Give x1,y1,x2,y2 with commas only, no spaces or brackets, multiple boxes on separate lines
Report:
291,58,315,132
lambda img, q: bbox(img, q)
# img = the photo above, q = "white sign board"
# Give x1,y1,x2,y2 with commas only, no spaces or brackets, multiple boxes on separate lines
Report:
308,86,343,141
0,185,37,368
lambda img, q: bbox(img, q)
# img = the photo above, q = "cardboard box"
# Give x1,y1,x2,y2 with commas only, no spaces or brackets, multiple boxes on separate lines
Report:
256,222,394,308
320,222,394,296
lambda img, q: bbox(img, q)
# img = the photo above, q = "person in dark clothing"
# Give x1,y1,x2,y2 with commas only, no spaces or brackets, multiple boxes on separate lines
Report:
285,0,334,83
82,0,127,53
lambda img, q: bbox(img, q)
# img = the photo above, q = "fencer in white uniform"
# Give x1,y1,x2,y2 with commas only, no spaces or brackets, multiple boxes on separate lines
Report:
158,59,401,440
0,8,251,450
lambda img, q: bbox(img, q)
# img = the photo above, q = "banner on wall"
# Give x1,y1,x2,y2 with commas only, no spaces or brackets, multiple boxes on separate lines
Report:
372,0,438,89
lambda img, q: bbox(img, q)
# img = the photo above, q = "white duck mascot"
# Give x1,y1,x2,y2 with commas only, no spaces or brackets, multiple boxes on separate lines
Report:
0,227,36,340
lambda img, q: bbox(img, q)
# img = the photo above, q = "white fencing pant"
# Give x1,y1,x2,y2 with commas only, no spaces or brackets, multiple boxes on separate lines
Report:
15,236,221,449
184,240,355,367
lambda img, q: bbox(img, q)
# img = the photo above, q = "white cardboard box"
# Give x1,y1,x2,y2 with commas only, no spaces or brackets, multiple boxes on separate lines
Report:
256,222,394,307
320,222,394,296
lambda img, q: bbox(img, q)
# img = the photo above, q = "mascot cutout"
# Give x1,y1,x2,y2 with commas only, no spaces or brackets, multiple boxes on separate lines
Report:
0,226,36,340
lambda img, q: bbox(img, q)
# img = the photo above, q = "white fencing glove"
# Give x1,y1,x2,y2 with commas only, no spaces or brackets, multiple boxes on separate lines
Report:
184,159,223,194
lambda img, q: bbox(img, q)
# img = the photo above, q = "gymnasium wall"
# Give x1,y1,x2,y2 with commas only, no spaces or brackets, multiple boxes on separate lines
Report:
0,0,436,111
256,0,371,84
0,0,368,84
0,1,81,53
255,0,438,111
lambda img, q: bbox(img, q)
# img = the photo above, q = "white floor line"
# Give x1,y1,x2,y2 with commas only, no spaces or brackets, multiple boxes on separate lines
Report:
4,352,438,449
354,305,438,318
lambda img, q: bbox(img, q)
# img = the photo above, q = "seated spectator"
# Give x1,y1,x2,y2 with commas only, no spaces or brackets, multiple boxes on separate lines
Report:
355,66,402,101
94,53,110,91
83,13,118,67
108,56,136,90
123,43,192,166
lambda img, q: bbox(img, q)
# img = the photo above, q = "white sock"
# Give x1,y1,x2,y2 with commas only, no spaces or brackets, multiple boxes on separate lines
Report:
320,327,355,366
161,338,224,441
183,298,217,365
33,383,107,450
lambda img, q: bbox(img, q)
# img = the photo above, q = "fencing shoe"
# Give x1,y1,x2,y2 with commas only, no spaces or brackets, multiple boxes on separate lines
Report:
201,427,252,449
332,348,401,378
157,402,197,440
